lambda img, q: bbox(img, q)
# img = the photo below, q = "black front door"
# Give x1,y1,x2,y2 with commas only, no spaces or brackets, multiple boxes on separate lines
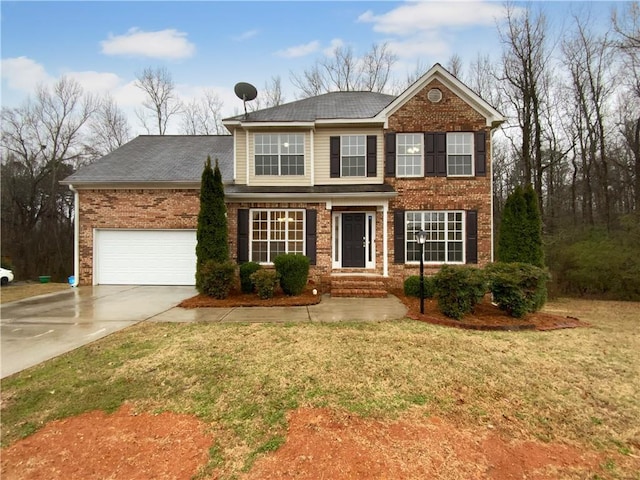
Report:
342,213,366,268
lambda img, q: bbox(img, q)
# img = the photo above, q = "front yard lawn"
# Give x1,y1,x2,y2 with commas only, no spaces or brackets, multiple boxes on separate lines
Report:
1,298,638,478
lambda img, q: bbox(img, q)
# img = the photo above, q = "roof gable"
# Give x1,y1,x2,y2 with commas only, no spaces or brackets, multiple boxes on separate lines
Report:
379,64,504,128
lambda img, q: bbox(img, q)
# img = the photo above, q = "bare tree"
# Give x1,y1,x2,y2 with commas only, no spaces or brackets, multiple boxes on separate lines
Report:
291,42,397,97
612,2,640,211
134,66,182,135
446,53,463,78
86,94,131,158
497,3,551,212
562,14,614,227
252,76,286,111
180,90,227,135
1,76,95,280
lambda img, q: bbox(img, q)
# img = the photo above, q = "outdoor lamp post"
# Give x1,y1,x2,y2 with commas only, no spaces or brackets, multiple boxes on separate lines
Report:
416,230,428,314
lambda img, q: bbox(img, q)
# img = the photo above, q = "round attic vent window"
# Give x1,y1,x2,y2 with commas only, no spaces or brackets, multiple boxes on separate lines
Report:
427,88,443,103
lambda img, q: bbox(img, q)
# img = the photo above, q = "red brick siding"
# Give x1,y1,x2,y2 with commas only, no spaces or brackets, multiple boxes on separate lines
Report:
385,79,493,288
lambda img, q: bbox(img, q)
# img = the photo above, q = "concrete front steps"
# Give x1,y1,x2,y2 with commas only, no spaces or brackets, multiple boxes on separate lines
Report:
329,275,388,298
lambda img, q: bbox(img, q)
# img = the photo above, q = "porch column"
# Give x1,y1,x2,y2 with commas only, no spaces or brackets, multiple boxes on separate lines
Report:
383,201,389,277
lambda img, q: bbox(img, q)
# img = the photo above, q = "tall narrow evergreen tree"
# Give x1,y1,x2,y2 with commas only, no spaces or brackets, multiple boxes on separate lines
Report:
196,156,228,288
497,185,544,266
497,186,527,263
523,184,544,267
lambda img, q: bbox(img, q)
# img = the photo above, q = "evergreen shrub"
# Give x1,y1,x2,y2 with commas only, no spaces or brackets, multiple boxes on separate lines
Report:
485,262,549,318
239,262,262,293
273,254,310,296
197,261,236,299
250,269,280,299
434,265,487,320
403,275,436,299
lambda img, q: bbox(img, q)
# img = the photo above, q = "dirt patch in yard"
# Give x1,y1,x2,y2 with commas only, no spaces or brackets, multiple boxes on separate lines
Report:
2,405,626,480
179,286,322,308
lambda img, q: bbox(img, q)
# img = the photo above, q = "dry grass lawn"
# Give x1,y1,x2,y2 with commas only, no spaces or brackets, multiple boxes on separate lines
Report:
0,282,69,304
1,298,638,478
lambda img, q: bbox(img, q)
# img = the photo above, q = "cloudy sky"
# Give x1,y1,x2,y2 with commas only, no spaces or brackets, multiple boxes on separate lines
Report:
1,0,620,134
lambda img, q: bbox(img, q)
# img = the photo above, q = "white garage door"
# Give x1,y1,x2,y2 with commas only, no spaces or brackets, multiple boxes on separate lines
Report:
95,229,197,285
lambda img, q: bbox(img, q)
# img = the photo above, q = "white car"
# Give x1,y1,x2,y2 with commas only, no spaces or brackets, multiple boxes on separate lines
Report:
1,267,14,286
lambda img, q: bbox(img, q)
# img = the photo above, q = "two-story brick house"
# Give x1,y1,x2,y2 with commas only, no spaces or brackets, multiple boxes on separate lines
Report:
62,64,503,293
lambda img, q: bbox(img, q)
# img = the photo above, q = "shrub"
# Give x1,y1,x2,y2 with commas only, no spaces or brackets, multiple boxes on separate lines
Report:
403,275,436,299
196,261,235,299
239,262,262,293
434,265,487,320
485,262,550,318
498,185,544,267
273,254,310,296
250,269,280,299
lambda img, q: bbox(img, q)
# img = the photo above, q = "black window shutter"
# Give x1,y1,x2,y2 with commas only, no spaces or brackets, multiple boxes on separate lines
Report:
466,210,478,264
394,209,406,264
424,133,436,177
385,132,396,177
237,209,249,263
305,209,317,265
475,131,486,177
367,135,377,177
435,132,447,177
330,136,340,178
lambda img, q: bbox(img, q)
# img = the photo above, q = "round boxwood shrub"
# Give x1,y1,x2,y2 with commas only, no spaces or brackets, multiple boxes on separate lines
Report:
197,261,236,299
485,262,550,318
250,269,280,299
403,275,436,299
239,262,262,293
434,265,487,320
273,254,310,296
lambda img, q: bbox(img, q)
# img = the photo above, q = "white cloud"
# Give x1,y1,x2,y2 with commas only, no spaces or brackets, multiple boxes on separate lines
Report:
101,28,195,59
275,40,320,58
1,56,51,92
386,31,451,59
233,29,259,41
358,1,506,35
65,71,122,95
323,38,345,56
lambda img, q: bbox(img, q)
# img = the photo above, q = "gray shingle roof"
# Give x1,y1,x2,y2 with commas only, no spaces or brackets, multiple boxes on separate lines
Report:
63,135,233,185
226,184,396,195
226,91,396,122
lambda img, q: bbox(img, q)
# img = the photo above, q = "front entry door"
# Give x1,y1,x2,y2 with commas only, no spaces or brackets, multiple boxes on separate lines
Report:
342,213,366,268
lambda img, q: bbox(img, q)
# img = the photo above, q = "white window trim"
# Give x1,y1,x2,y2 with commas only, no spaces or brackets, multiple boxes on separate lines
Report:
340,134,367,178
446,132,474,177
253,133,305,176
405,210,466,265
249,208,306,264
396,133,424,178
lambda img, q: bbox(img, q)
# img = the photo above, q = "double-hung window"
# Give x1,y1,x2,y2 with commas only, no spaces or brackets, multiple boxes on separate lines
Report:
341,135,366,177
446,132,473,176
255,134,304,176
251,209,305,263
406,211,464,263
397,133,423,177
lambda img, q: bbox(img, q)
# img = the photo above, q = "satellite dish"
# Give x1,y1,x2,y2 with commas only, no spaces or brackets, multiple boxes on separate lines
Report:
234,82,258,117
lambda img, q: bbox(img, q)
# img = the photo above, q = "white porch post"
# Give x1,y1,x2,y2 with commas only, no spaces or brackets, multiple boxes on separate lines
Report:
383,201,389,277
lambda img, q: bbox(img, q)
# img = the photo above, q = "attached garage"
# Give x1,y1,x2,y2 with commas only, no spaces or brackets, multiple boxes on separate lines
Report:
94,229,197,285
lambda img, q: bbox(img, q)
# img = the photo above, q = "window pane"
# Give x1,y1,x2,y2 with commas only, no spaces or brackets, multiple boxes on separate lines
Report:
405,210,464,264
250,209,306,263
446,132,473,176
397,133,423,177
341,135,366,177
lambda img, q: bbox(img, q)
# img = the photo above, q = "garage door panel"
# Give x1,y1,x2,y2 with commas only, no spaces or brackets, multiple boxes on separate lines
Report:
95,230,197,285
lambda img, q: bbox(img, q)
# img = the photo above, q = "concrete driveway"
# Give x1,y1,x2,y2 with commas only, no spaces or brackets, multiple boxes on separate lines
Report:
1,285,196,378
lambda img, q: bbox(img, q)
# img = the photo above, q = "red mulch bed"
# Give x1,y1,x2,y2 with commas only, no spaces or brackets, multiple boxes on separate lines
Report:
179,286,323,308
393,290,590,331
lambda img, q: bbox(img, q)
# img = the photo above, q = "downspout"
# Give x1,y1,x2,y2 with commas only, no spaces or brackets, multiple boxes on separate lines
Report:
68,184,80,287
